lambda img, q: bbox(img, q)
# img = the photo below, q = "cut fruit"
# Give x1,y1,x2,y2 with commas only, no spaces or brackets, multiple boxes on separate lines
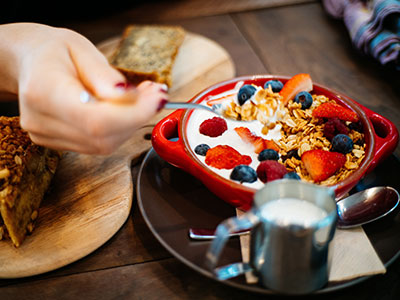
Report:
313,102,359,122
279,73,313,105
234,127,279,154
301,149,346,182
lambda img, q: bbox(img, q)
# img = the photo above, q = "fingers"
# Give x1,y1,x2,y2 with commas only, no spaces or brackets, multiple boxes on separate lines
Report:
16,27,170,154
21,105,136,155
66,30,126,99
20,69,167,153
80,81,168,136
122,81,168,124
19,107,94,149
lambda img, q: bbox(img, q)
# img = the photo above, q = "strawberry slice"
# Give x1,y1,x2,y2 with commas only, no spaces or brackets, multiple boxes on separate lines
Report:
234,127,279,154
279,73,313,105
205,145,251,169
301,149,346,182
312,102,359,122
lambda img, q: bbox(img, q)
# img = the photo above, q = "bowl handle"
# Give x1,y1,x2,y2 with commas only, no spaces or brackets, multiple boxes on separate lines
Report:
151,109,192,169
359,103,399,173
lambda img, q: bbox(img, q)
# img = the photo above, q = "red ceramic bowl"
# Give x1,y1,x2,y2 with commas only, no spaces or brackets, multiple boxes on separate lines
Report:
152,75,399,211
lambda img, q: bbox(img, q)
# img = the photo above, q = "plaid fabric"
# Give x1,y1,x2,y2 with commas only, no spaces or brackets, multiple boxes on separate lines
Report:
323,0,400,69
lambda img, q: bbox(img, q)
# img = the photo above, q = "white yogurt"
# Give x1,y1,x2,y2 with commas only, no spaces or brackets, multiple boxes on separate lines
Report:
186,84,284,189
261,198,328,226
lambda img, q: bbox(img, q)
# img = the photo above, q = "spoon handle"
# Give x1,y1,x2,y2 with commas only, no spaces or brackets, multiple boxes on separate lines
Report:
189,228,250,240
164,101,216,114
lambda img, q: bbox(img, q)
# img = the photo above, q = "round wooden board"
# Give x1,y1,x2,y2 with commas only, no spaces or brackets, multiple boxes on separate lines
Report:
0,32,234,278
97,32,236,124
0,127,153,278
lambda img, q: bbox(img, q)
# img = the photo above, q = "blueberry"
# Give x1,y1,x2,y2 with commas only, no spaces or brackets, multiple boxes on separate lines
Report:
258,149,279,161
194,144,210,156
264,80,284,93
283,172,301,180
281,149,300,161
331,134,353,154
237,85,257,105
349,121,363,133
294,91,313,109
230,165,257,183
355,138,365,147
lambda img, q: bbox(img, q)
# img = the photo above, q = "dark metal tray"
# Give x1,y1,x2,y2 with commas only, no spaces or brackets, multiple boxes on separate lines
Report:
137,148,400,295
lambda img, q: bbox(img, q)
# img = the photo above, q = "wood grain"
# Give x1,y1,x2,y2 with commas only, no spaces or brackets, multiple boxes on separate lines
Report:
114,0,317,22
0,31,236,279
0,255,399,300
0,126,153,278
173,15,268,76
233,3,400,156
1,2,400,299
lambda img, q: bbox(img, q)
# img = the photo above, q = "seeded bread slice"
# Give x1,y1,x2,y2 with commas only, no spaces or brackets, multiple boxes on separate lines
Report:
0,117,61,247
110,25,185,87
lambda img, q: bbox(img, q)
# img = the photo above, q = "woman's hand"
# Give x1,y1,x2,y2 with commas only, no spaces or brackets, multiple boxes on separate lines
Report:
0,23,167,154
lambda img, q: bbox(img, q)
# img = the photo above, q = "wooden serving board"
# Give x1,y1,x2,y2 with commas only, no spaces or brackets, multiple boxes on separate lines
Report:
0,33,235,278
0,127,152,278
97,32,236,124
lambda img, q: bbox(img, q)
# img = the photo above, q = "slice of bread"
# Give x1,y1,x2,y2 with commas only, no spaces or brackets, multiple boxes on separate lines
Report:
110,25,185,87
0,117,61,247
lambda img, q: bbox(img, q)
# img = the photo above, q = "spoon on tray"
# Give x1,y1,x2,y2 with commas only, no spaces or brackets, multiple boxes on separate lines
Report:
189,186,400,240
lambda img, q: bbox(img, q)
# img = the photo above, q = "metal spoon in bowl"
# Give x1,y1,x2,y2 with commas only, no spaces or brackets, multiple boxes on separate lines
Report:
164,102,226,118
189,186,400,240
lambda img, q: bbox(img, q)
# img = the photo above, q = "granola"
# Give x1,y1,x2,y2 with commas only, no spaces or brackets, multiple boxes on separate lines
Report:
0,116,62,247
221,85,365,186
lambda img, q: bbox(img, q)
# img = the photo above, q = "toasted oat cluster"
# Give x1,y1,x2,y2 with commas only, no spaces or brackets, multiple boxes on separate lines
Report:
276,96,365,185
224,85,286,136
215,76,366,186
0,116,61,247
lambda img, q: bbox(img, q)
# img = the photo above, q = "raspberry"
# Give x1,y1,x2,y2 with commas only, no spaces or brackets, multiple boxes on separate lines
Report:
323,118,349,141
333,118,349,135
256,161,288,183
205,145,252,169
323,120,336,141
199,117,227,137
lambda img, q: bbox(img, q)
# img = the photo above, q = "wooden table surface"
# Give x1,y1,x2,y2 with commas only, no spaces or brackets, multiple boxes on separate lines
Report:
1,1,400,299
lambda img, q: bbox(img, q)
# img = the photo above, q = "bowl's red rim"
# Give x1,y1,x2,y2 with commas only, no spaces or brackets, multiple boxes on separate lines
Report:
178,75,375,196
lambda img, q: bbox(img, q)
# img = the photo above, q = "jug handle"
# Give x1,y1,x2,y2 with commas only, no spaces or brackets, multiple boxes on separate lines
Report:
205,209,260,280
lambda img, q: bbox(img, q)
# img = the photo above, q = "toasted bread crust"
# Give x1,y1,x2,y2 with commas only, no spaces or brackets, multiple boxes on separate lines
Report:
110,25,185,87
0,117,61,247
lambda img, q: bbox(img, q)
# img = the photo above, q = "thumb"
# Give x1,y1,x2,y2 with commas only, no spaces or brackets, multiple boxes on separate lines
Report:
67,32,126,99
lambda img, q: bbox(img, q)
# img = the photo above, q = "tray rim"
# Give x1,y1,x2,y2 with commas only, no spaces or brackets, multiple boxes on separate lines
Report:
137,147,400,295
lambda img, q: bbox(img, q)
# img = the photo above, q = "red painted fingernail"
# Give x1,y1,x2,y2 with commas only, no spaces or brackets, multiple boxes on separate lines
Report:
157,99,168,112
115,81,133,90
